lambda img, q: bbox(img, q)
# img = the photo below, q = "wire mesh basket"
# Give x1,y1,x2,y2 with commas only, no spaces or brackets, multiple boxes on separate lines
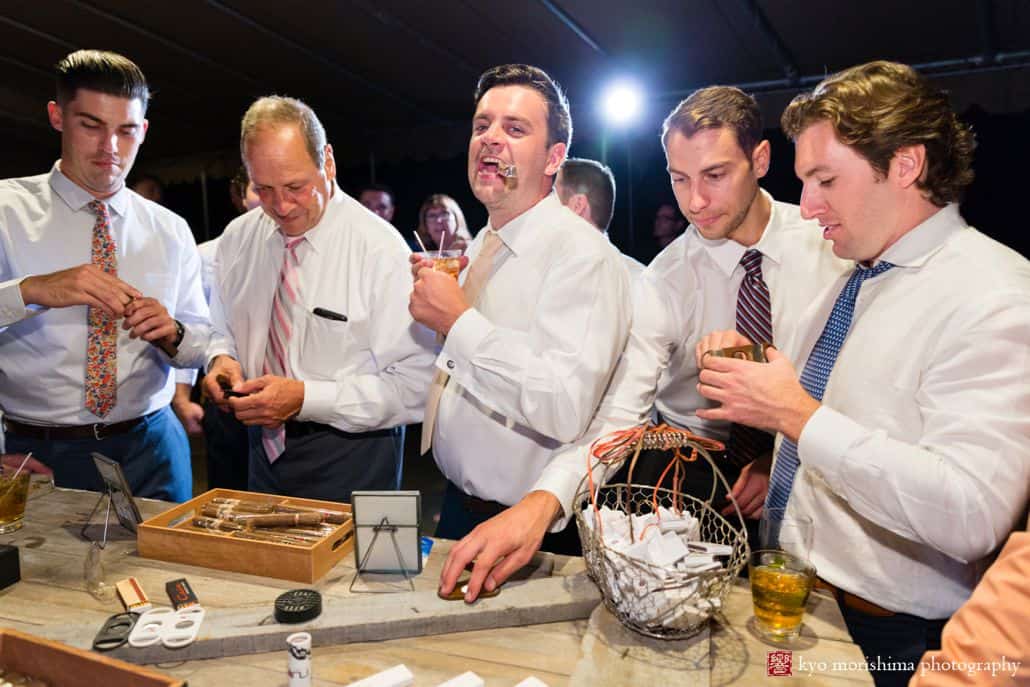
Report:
574,424,750,639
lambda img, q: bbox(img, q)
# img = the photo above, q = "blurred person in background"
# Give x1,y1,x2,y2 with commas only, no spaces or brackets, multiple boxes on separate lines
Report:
172,165,258,490
358,183,395,223
131,173,164,205
413,193,473,253
229,165,260,214
652,201,686,249
556,157,643,278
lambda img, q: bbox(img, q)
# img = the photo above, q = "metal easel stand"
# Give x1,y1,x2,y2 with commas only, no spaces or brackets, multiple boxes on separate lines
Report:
349,516,415,593
81,485,115,548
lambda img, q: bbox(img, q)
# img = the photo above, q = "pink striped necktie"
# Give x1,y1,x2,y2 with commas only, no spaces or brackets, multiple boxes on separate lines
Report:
262,235,306,463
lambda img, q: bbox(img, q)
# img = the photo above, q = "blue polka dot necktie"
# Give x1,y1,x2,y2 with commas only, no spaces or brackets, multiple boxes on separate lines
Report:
764,261,895,511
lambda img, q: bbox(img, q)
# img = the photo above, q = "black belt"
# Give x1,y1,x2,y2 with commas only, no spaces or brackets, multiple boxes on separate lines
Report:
284,421,396,440
3,412,153,441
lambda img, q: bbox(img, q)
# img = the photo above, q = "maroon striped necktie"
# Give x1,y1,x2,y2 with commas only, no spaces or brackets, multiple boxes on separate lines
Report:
726,248,774,467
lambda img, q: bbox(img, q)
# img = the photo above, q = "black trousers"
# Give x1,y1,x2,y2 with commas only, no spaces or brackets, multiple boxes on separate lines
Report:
840,602,947,687
201,400,250,491
248,422,403,504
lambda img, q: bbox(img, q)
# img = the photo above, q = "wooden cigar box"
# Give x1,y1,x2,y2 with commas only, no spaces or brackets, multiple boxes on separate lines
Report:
137,488,354,583
0,628,183,687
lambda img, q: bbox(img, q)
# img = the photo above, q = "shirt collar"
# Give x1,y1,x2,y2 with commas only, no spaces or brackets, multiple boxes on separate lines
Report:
48,160,130,217
261,181,344,254
695,189,779,277
485,192,563,257
876,204,962,269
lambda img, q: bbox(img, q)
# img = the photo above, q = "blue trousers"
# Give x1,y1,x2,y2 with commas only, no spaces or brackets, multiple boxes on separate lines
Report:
5,405,192,502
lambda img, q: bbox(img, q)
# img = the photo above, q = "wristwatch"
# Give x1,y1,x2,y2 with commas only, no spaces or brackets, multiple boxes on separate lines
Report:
171,320,185,348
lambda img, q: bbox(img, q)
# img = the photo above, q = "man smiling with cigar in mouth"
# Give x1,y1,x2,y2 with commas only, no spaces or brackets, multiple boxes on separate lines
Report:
409,64,631,602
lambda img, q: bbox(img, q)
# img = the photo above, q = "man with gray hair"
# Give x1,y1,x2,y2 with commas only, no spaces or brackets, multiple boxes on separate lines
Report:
555,157,644,277
204,96,435,502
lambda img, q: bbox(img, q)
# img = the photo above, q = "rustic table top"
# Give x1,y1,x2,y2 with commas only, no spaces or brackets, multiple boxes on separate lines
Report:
0,487,872,686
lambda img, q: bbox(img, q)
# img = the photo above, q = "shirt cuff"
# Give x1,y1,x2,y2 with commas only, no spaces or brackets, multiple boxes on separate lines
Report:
530,468,584,533
438,308,492,375
298,379,334,423
175,368,198,386
0,276,37,327
796,405,866,490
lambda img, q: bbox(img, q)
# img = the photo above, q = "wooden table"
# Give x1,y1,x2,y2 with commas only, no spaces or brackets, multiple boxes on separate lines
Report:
0,488,873,686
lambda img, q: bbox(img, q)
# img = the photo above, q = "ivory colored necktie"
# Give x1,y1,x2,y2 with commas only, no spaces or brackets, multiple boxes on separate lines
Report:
765,261,895,510
725,249,774,468
421,230,504,455
84,200,118,419
262,235,306,463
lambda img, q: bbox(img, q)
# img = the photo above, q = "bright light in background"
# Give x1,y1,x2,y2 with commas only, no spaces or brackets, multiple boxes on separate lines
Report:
600,79,644,127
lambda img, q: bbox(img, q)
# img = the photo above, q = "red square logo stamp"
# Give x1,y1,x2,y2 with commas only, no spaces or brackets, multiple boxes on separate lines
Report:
767,650,793,677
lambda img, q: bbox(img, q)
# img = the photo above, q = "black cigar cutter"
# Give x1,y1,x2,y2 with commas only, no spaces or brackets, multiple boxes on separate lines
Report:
92,611,138,651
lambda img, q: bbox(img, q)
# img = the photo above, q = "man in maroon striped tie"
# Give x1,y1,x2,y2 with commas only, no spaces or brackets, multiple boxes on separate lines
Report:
549,86,848,538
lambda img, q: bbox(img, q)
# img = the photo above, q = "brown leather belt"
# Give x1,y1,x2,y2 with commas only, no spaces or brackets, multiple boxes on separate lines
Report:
815,577,896,617
3,414,150,441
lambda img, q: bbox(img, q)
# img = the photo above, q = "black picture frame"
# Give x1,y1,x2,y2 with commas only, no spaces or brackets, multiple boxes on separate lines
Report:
90,453,143,533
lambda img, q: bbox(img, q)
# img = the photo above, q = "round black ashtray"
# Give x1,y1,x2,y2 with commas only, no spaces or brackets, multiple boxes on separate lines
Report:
274,588,322,624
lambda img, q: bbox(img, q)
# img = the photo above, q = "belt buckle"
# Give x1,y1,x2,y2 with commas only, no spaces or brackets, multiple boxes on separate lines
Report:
93,423,105,441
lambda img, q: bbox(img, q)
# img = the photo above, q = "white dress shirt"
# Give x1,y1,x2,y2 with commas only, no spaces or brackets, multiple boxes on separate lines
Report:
786,204,1030,618
207,186,435,432
543,193,848,526
175,237,219,387
0,162,211,426
432,193,632,509
621,252,646,280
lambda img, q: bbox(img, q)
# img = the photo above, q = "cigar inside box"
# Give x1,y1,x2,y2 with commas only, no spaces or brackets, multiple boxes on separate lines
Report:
138,489,355,583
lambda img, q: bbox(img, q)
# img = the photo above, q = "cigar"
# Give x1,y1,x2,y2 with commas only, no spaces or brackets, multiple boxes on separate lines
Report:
274,504,348,525
229,530,312,546
200,504,327,528
231,512,327,528
192,515,244,532
209,497,276,514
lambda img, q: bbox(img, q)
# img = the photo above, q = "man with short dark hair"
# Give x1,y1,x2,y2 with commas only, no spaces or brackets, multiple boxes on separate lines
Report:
358,184,395,223
205,96,435,502
409,64,631,602
547,85,847,541
698,61,1030,686
652,202,686,249
555,157,643,277
0,50,210,501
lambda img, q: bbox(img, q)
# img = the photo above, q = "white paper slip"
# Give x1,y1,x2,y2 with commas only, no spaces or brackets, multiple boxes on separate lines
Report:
435,671,485,687
514,678,551,687
345,664,414,687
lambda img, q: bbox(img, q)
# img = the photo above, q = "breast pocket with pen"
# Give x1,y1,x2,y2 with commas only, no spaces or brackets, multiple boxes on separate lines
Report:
294,307,372,378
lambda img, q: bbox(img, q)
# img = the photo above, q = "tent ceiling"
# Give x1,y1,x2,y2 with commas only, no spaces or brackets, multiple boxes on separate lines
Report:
2,0,1029,178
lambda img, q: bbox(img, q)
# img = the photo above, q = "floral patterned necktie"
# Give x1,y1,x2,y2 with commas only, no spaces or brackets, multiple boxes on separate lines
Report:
85,200,118,418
